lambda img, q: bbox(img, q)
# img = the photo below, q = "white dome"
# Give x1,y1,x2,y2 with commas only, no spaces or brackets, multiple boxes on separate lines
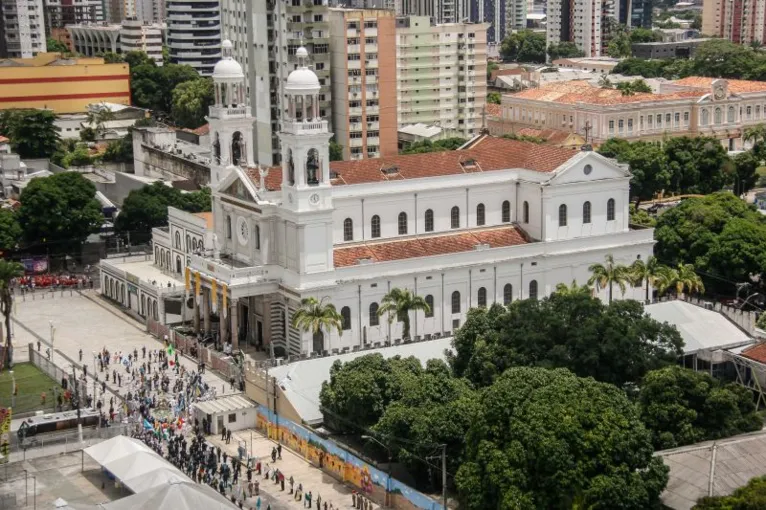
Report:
222,39,233,50
296,46,309,58
213,57,244,80
286,67,320,92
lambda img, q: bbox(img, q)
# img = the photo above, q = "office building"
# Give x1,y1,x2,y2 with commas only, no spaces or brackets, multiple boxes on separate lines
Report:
397,16,488,139
0,0,46,58
0,53,130,113
547,0,602,57
43,0,103,33
68,23,122,56
120,19,165,64
329,8,398,160
703,0,766,45
220,0,332,166
167,0,222,76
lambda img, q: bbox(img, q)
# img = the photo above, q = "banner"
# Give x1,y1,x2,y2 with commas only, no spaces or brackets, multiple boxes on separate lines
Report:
21,258,48,275
0,407,11,464
211,279,218,314
222,283,228,318
195,271,201,304
185,267,190,292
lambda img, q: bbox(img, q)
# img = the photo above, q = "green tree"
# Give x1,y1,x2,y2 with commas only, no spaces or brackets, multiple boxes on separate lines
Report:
448,294,683,388
486,91,501,104
695,475,766,509
553,280,592,296
124,50,156,69
630,27,662,43
400,137,467,154
732,150,759,195
0,109,61,158
612,58,676,78
329,139,343,161
99,51,124,63
79,127,96,142
616,78,653,95
500,30,547,63
102,134,134,163
455,367,669,510
744,124,766,146
630,256,667,303
0,259,24,369
588,254,631,303
114,182,211,240
705,217,766,285
291,297,343,353
46,38,69,53
377,287,430,339
486,61,499,80
663,136,732,194
18,172,103,251
639,366,762,450
629,204,657,227
171,78,214,129
547,41,585,60
691,39,759,79
607,31,633,58
0,209,21,252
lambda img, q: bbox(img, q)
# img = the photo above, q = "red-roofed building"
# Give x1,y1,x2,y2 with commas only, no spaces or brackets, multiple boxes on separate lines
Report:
500,77,766,149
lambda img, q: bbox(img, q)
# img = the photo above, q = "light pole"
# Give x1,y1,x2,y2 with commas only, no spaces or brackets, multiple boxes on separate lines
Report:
9,370,14,409
48,321,55,363
362,435,392,507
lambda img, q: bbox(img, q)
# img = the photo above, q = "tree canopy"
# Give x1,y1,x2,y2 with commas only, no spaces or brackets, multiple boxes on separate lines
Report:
695,475,766,509
447,293,683,389
171,77,214,129
500,30,546,63
455,367,669,510
400,137,467,154
46,38,69,53
547,41,584,60
638,366,762,450
18,172,103,251
114,182,211,241
0,209,21,252
0,109,61,158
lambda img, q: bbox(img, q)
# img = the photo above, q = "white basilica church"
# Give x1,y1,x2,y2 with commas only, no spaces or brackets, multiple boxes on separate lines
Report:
101,41,654,357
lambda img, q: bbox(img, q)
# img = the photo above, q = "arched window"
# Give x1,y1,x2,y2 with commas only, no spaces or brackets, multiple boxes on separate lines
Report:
287,149,295,186
715,107,722,125
226,216,232,239
424,209,434,232
728,106,735,122
451,291,461,314
701,108,709,125
186,234,191,251
369,302,379,326
371,215,381,238
558,204,567,227
231,131,243,166
529,280,538,300
213,133,221,163
503,284,513,305
192,239,198,251
450,206,460,229
166,251,170,269
341,306,351,330
255,224,261,250
398,212,408,235
176,255,182,274
199,239,204,250
523,201,529,223
175,231,181,249
306,148,320,185
424,295,434,318
153,301,159,320
607,198,616,221
343,218,353,241
155,246,159,264
476,203,485,226
502,200,511,223
583,201,591,224
477,287,487,307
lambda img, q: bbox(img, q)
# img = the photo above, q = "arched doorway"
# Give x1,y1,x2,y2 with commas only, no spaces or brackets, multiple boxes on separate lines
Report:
232,131,243,166
312,331,324,353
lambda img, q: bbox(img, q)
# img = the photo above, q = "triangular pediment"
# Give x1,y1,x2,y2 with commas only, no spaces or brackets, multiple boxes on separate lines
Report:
215,166,259,204
546,152,631,185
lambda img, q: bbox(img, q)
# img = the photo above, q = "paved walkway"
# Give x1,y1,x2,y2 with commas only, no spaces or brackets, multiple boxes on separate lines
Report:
207,428,379,510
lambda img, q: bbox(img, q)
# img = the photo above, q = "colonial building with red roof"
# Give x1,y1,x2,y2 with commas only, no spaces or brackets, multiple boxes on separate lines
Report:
101,44,655,358
498,77,766,149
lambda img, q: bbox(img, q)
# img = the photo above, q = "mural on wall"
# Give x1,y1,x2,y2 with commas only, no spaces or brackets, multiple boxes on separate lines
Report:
254,405,442,510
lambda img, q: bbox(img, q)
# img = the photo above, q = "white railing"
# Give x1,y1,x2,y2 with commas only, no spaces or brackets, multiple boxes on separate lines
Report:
209,106,247,119
282,120,328,134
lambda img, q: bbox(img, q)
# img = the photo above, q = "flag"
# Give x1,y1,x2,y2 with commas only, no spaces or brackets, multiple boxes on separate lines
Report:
185,267,190,292
222,283,228,318
211,278,218,313
167,344,175,357
195,271,201,304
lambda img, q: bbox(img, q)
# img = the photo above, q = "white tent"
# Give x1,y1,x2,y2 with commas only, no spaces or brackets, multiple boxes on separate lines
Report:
84,436,154,466
103,480,238,510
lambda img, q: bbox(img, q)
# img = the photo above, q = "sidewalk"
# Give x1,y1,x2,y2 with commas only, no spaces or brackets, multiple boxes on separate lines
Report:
207,428,380,510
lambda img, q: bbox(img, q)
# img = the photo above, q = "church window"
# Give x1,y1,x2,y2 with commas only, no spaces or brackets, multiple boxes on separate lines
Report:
213,133,221,164
477,287,487,307
715,108,722,125
226,216,232,239
424,295,434,317
341,307,351,330
476,203,485,226
398,212,408,235
175,231,181,249
503,284,513,305
451,291,461,314
728,106,735,122
529,280,538,300
607,198,616,221
287,149,295,185
371,215,381,238
424,209,434,232
502,200,511,223
232,131,243,166
343,218,353,241
523,201,529,223
583,201,591,224
306,148,320,185
558,204,567,227
369,302,379,326
702,109,709,125
255,224,261,250
450,206,460,229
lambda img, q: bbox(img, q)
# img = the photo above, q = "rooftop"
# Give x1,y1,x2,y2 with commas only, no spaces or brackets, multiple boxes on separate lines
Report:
333,225,529,268
658,429,766,510
673,76,766,94
511,80,705,105
193,394,254,415
741,342,766,364
398,123,443,138
644,300,754,355
194,212,213,229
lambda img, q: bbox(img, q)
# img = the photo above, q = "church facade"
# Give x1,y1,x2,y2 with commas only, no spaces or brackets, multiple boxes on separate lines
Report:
102,42,654,357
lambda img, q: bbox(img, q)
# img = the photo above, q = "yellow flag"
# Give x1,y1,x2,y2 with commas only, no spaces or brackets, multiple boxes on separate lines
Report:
222,283,228,318
184,267,190,291
211,278,218,313
195,271,201,303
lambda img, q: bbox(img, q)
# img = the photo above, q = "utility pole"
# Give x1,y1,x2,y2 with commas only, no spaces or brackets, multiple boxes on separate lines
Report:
72,365,82,442
442,444,447,510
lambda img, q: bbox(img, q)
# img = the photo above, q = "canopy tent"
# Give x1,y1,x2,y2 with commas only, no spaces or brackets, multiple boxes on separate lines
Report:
83,436,154,466
103,480,238,510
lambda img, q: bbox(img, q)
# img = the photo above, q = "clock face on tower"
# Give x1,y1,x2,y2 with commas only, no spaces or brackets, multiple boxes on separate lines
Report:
237,216,249,245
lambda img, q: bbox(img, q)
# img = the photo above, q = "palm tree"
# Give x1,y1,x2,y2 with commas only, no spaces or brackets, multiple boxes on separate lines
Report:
0,260,23,370
598,75,613,89
86,102,116,139
291,297,342,354
654,266,678,297
377,287,430,339
673,263,705,297
630,256,666,303
554,280,591,297
588,254,631,304
744,124,766,146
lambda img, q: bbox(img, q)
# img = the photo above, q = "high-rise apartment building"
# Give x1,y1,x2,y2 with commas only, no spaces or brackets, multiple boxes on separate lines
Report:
397,16,488,138
120,19,165,64
135,0,165,22
68,20,165,64
399,0,469,24
703,0,765,45
0,0,46,58
167,0,221,76
547,0,602,57
220,0,332,166
43,0,103,34
329,8,398,160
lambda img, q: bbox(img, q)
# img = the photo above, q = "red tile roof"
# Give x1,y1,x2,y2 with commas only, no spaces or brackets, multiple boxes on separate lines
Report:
244,135,579,191
742,343,766,364
485,103,503,117
333,226,529,268
0,135,8,143
672,77,766,94
193,124,210,136
511,80,705,106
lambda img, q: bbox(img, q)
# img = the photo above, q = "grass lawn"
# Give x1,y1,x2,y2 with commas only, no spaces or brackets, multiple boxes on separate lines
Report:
0,363,63,415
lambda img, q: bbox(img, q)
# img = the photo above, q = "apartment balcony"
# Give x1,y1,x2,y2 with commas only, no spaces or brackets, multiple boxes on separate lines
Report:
367,136,379,146
366,105,379,114
365,75,377,84
365,59,378,69
366,121,379,130
364,27,377,37
348,60,361,69
365,43,377,53
348,44,360,53
349,106,362,116
367,151,380,158
349,122,363,131
349,138,363,147
346,28,358,37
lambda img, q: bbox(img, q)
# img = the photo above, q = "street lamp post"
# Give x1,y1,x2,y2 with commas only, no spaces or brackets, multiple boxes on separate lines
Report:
48,321,55,363
9,370,14,409
362,435,393,507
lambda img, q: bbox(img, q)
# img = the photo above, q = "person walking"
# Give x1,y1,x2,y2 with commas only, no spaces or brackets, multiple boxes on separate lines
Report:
277,444,282,460
289,475,294,494
227,428,232,444
221,426,227,441
79,349,83,362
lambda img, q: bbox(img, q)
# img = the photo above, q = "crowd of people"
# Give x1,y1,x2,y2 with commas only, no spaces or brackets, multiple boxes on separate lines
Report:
13,273,94,290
